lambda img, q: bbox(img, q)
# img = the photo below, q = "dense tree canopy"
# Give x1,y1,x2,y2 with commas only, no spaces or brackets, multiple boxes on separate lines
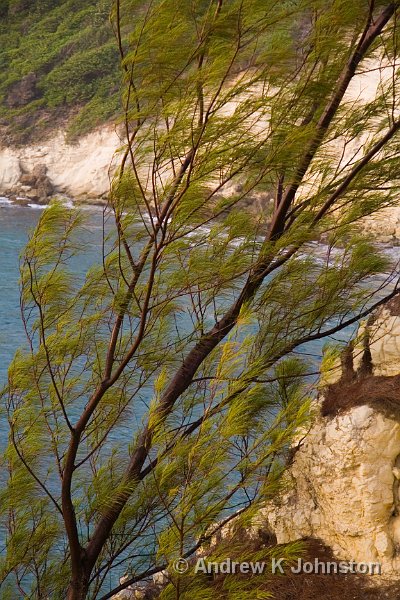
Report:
0,0,120,141
1,1,400,599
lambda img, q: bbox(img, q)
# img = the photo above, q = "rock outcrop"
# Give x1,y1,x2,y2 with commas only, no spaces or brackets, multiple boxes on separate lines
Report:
323,295,400,385
112,574,165,600
9,163,54,204
262,295,400,575
262,404,400,571
0,126,121,202
109,298,400,598
361,207,400,245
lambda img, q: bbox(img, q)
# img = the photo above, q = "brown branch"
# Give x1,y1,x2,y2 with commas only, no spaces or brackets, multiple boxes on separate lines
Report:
268,2,399,240
64,0,400,587
313,118,400,223
9,425,63,515
97,505,249,600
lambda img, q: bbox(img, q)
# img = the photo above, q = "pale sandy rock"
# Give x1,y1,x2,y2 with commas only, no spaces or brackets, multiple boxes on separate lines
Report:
111,586,146,599
0,126,122,201
0,57,399,231
0,149,20,190
111,573,163,599
360,206,400,241
390,515,400,544
368,309,400,376
111,592,134,600
152,571,169,587
262,403,400,573
321,302,400,384
320,362,342,385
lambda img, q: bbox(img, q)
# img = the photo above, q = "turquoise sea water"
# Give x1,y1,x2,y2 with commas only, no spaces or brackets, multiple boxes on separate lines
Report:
0,200,107,387
1,197,397,393
0,197,398,595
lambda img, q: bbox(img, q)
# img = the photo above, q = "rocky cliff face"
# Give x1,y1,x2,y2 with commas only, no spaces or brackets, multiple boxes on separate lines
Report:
2,120,400,239
1,59,400,235
263,405,400,570
262,297,400,575
109,299,400,599
0,126,121,202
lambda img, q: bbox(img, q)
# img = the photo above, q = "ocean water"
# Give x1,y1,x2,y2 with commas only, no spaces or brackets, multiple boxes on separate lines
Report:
0,197,398,594
0,199,107,388
1,198,397,391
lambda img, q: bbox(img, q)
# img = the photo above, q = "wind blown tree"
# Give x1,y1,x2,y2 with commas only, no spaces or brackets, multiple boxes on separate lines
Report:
2,1,400,598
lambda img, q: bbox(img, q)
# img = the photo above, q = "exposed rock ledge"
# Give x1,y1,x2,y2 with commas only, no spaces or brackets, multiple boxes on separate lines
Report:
0,125,121,202
262,404,400,572
1,122,400,241
110,298,400,599
1,57,400,238
262,296,400,575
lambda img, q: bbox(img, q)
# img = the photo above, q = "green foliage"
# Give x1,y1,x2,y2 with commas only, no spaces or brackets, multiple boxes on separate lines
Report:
0,0,120,141
41,44,119,106
2,1,400,598
0,0,8,18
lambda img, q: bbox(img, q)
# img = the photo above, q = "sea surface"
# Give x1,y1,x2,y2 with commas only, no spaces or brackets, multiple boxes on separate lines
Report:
0,196,398,594
0,198,107,385
1,197,398,391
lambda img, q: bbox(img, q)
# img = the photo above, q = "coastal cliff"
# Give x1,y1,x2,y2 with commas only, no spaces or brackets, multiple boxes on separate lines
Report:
2,121,400,240
2,59,400,240
0,125,121,202
109,297,400,599
263,297,400,575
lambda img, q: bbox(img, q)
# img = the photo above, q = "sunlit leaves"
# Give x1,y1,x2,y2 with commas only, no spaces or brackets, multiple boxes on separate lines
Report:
2,1,400,598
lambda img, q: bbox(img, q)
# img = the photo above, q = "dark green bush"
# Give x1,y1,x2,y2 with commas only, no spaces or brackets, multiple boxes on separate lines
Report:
0,0,9,18
0,0,121,142
41,43,119,106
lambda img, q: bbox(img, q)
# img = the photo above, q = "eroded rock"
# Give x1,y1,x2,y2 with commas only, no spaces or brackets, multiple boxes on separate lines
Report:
0,127,118,202
261,404,400,572
263,294,400,574
14,163,54,204
19,173,37,187
322,297,400,385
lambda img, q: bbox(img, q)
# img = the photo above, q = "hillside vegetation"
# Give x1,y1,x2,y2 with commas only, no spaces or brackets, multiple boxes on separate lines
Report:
0,0,121,143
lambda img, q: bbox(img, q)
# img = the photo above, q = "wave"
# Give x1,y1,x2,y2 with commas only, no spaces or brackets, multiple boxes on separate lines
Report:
27,203,48,210
1,197,78,210
60,199,74,209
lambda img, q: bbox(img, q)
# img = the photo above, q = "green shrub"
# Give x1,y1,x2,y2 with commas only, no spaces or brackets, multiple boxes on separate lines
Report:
0,0,8,18
41,43,119,106
0,0,121,141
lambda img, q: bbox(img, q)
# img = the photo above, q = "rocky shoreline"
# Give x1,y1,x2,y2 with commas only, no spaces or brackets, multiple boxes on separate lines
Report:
6,162,56,206
0,125,120,203
1,81,400,241
107,296,400,599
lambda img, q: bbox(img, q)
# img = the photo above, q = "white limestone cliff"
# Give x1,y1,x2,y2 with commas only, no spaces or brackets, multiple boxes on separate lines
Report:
109,298,400,598
262,297,400,575
0,125,122,201
1,60,400,238
261,404,400,571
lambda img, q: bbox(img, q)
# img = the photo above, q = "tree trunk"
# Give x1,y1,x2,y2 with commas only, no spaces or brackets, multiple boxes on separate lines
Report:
66,568,91,600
